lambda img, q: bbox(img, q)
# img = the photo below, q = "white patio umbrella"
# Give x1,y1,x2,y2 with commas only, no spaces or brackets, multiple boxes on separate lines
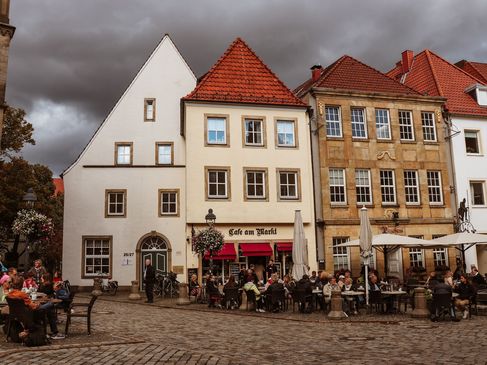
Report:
431,232,487,271
359,207,373,306
337,234,433,248
291,210,309,280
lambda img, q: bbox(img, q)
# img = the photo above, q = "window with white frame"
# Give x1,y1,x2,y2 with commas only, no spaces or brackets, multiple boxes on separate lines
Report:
115,143,132,165
464,130,481,154
380,170,396,204
83,237,111,277
106,190,126,217
156,143,173,165
421,112,437,142
144,99,156,121
351,108,367,139
470,181,486,206
159,190,179,216
329,168,346,204
375,109,391,139
207,169,229,199
245,170,266,200
333,237,350,271
355,169,372,204
433,248,448,268
207,117,227,145
427,171,443,204
399,110,414,141
404,170,420,204
409,248,424,268
325,106,342,137
278,170,299,200
276,120,296,147
244,119,264,146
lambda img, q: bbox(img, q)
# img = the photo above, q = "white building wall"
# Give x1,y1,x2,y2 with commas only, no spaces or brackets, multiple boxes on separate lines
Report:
450,116,487,272
63,36,196,287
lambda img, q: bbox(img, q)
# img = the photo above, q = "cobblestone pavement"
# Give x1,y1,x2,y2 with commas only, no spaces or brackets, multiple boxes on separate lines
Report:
1,294,486,364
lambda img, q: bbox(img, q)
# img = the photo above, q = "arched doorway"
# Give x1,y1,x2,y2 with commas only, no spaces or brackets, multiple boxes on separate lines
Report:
137,232,171,289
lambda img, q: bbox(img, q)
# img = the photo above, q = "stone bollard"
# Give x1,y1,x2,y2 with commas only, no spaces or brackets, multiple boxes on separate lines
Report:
128,280,141,300
177,283,191,306
411,287,430,318
239,290,248,311
328,290,346,320
92,277,103,296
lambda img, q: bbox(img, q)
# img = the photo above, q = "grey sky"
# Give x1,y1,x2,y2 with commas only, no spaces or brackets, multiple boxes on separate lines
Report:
7,0,487,175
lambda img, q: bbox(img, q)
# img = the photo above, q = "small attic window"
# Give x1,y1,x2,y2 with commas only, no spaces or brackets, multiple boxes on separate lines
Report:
465,84,487,107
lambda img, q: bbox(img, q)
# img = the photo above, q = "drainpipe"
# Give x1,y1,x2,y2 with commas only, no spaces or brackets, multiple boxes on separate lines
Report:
443,110,459,228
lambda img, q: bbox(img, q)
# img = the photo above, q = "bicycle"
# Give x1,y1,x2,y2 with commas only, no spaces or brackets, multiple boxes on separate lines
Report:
100,276,118,295
153,271,179,298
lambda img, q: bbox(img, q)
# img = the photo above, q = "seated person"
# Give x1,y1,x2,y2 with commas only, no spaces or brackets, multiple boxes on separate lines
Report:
189,274,201,299
454,274,476,319
223,276,239,308
309,271,318,284
243,277,265,312
206,275,222,308
265,273,285,313
337,275,345,290
323,276,340,305
39,273,54,297
53,271,63,284
470,267,486,287
425,271,439,290
22,272,38,290
282,275,294,298
444,271,454,288
430,281,459,322
342,277,358,314
53,281,70,312
315,271,328,290
8,276,65,339
368,275,380,291
296,275,313,313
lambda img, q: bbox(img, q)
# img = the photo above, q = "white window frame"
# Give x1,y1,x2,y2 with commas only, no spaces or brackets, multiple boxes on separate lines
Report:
409,248,424,268
276,120,296,147
332,237,350,272
144,98,156,121
244,118,264,146
464,130,482,155
207,117,227,145
470,180,486,206
156,142,173,165
207,169,229,199
379,170,396,205
278,170,299,200
159,190,179,216
427,171,443,205
433,248,448,268
404,170,420,205
325,106,343,138
421,112,437,142
115,143,132,165
351,108,367,139
329,168,347,205
83,237,111,278
399,110,415,141
106,190,126,217
245,170,266,200
355,169,372,205
375,109,391,140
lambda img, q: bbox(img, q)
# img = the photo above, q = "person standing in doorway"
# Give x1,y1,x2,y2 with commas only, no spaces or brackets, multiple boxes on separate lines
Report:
144,258,156,303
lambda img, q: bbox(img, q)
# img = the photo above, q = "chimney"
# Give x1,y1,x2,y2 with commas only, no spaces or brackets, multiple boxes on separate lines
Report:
401,50,414,74
310,65,322,82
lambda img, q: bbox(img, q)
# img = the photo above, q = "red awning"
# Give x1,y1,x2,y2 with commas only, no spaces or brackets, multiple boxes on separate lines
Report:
240,243,273,257
276,242,292,252
204,243,236,261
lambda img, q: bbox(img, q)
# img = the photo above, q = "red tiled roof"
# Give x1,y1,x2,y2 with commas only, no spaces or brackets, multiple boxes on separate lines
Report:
53,178,64,195
455,60,487,84
183,38,305,107
295,55,420,97
387,50,487,117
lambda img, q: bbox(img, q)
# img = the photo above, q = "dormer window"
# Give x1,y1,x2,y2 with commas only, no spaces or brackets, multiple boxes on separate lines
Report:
465,84,487,107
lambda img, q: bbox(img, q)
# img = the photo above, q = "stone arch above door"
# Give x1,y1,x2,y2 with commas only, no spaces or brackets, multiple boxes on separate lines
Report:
136,231,172,288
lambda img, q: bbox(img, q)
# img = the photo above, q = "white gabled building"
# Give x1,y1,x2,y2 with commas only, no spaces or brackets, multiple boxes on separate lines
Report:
389,50,487,274
62,35,196,289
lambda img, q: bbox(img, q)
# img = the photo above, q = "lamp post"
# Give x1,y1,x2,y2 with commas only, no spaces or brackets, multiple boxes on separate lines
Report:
205,209,216,274
22,188,37,264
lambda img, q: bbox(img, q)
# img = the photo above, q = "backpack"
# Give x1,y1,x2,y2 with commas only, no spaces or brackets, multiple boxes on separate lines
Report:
23,326,49,347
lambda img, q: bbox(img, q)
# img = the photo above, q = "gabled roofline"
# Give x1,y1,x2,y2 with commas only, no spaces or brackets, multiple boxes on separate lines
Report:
61,34,196,177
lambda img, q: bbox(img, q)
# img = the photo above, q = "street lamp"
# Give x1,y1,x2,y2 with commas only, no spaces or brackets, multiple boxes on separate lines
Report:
23,188,37,208
205,208,216,227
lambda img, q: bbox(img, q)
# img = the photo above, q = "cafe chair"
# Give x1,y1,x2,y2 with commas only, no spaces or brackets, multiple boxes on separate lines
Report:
431,293,454,321
5,297,35,342
368,291,385,314
223,288,240,309
245,290,257,311
65,294,98,336
267,289,286,312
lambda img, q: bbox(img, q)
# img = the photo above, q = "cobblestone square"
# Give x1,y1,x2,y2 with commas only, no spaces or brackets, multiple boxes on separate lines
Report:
1,294,486,364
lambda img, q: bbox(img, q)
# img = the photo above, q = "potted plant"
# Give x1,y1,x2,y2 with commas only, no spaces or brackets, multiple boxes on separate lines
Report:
192,227,224,274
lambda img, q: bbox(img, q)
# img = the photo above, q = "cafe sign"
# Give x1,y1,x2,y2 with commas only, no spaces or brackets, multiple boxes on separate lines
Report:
228,227,277,237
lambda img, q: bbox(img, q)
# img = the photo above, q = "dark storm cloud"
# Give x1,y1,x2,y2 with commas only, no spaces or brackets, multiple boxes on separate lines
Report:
6,0,487,174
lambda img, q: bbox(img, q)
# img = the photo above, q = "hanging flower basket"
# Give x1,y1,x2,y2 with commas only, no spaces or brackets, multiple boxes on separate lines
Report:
192,227,224,256
12,209,54,244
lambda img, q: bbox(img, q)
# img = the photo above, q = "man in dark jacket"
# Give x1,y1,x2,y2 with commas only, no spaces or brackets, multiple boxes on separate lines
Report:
430,282,459,322
144,259,156,303
296,275,313,313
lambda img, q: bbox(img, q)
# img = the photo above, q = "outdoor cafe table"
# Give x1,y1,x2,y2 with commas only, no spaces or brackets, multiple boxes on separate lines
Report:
381,290,406,313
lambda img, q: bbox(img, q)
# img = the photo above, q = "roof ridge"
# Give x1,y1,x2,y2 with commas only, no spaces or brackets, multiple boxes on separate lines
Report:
424,50,444,96
463,61,487,83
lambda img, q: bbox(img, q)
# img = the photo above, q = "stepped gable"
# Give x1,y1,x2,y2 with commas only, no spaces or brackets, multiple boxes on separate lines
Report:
183,38,305,107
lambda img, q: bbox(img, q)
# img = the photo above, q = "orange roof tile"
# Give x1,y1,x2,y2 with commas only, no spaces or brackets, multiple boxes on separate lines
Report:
53,178,64,195
183,38,305,107
455,60,487,84
387,50,487,118
295,55,420,97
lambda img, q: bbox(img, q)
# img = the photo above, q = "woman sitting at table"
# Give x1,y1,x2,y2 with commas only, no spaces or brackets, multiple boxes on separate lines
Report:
444,271,454,288
53,271,63,284
243,277,265,312
323,276,340,305
189,274,201,299
454,274,476,319
206,275,222,309
22,272,38,290
39,273,54,297
342,277,358,315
